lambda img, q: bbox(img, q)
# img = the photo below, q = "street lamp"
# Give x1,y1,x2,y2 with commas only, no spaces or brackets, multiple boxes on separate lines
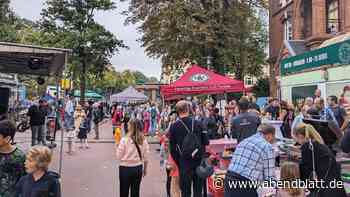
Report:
206,55,213,70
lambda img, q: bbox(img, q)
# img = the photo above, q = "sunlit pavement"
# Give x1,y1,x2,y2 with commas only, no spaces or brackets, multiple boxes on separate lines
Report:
15,121,167,197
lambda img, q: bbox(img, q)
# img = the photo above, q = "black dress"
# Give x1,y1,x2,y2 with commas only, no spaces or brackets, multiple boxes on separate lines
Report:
77,119,88,139
299,141,346,197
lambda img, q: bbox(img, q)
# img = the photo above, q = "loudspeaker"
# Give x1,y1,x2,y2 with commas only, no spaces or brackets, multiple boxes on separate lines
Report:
0,87,10,114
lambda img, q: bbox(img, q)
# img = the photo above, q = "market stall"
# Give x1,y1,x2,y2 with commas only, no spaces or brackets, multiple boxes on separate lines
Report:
0,42,71,176
160,65,245,100
110,86,148,104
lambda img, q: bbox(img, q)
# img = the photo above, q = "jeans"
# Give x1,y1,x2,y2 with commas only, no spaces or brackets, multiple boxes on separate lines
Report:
149,118,157,135
179,167,203,197
224,171,258,197
119,165,143,197
31,125,46,146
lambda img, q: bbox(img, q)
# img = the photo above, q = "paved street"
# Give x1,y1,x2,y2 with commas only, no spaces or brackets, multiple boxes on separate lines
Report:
15,121,166,197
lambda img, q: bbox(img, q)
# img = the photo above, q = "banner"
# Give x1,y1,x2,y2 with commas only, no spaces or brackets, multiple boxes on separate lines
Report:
281,39,350,76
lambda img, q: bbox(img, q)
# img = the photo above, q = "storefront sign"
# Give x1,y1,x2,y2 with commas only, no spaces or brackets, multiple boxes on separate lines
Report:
281,39,350,76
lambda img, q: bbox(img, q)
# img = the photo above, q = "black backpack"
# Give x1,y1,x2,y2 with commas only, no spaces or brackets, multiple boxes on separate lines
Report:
177,118,202,160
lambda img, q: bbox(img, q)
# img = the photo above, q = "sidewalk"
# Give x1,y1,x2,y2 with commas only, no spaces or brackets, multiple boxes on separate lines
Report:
15,120,166,197
15,119,161,145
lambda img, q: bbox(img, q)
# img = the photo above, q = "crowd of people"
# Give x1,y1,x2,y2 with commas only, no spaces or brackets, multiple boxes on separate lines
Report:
111,88,350,197
2,87,350,197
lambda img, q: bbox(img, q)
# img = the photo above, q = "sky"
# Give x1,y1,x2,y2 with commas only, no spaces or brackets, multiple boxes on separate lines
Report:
10,0,161,79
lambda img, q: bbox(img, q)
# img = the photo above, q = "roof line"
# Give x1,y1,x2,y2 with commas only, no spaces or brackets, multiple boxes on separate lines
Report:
0,42,72,53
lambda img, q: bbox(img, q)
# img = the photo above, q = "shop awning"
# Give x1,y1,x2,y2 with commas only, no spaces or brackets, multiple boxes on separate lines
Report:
110,86,148,103
161,65,245,99
74,90,104,100
281,37,350,76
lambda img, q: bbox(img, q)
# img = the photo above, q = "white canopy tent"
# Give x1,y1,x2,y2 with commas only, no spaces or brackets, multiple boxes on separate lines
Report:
111,86,148,103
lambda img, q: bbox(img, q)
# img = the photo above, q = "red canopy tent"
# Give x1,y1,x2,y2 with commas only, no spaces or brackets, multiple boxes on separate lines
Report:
161,65,245,100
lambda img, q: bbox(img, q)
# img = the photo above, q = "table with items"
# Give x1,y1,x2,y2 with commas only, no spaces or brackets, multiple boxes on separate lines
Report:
205,138,350,197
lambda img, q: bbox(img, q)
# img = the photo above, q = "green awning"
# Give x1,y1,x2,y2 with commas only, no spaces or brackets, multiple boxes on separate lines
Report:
281,38,350,76
74,90,104,99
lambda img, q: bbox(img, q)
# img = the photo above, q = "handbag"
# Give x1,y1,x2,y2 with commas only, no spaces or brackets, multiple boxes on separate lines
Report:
196,158,214,179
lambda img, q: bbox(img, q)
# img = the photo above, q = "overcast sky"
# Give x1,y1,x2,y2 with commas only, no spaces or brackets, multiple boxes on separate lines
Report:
10,0,161,79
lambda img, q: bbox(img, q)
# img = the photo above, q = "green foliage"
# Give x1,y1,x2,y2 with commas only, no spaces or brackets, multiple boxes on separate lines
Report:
40,0,127,102
122,0,268,80
0,0,35,42
252,77,270,97
87,68,159,94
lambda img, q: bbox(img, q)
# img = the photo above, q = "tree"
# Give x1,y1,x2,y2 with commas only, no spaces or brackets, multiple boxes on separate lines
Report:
147,77,159,83
252,77,270,97
0,0,35,42
132,71,148,84
122,0,268,80
40,0,127,103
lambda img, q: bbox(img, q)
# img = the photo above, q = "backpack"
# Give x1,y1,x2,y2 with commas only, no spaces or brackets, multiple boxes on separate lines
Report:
151,108,157,119
177,118,202,160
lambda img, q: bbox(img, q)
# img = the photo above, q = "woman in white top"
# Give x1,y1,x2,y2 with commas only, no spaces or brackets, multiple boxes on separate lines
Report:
116,118,150,197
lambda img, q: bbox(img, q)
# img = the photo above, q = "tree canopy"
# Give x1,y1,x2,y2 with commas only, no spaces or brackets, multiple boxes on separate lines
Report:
122,0,268,80
39,0,127,103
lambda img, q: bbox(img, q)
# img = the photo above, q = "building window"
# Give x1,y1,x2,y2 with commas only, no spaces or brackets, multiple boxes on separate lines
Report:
284,18,293,40
245,76,254,86
326,0,339,34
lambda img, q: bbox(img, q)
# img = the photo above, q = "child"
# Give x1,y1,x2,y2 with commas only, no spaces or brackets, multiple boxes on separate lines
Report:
167,152,180,197
0,120,26,196
16,146,61,197
77,110,89,149
160,134,171,197
277,162,305,197
114,126,122,146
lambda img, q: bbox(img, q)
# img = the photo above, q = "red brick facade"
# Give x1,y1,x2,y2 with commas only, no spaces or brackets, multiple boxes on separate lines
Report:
268,0,350,96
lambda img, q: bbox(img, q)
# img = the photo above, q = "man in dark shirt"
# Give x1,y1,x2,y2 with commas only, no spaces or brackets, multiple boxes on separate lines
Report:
328,95,349,132
203,107,224,139
169,100,209,197
231,98,261,143
248,96,260,113
264,98,280,120
85,101,94,133
27,100,48,146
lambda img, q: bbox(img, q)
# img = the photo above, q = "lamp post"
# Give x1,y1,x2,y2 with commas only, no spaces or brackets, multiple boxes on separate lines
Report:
206,55,213,70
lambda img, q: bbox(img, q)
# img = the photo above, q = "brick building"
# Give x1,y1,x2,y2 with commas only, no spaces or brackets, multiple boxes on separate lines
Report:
269,0,350,97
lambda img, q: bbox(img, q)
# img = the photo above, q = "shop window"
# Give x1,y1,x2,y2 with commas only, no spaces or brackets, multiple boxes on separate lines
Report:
303,0,313,38
291,85,318,103
284,18,293,40
326,0,339,34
